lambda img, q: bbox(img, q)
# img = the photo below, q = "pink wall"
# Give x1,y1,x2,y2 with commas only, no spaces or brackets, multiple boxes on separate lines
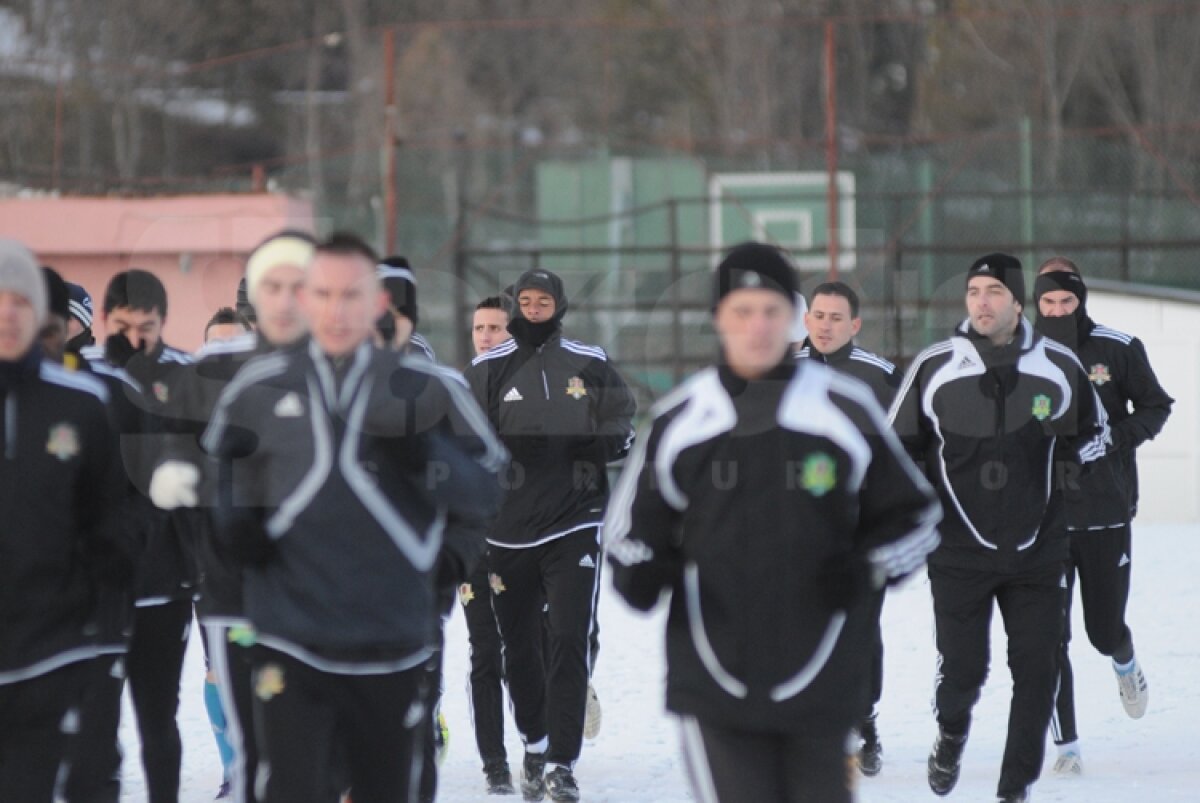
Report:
0,194,314,352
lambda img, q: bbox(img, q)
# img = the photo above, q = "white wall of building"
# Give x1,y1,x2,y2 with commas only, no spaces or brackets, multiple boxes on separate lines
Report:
1087,283,1199,523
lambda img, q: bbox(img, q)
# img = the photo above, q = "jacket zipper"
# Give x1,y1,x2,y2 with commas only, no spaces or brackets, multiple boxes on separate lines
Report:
994,374,1006,438
993,373,1006,547
538,347,550,400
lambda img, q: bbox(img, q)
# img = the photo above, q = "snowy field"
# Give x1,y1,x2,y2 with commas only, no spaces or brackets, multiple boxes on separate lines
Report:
120,524,1200,802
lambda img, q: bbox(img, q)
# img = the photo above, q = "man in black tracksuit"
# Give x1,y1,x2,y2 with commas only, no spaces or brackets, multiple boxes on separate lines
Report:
464,268,636,802
608,242,941,803
373,256,464,803
82,269,196,803
795,280,900,777
889,253,1109,803
1031,260,1173,774
149,230,318,803
39,268,144,803
460,296,526,794
202,234,505,803
375,256,437,361
797,281,899,409
0,240,131,802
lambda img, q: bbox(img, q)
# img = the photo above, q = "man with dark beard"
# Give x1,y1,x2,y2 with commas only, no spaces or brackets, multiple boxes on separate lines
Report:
891,253,1110,803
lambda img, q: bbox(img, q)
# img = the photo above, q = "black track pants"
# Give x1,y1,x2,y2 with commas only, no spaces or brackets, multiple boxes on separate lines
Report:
126,600,192,803
1053,525,1135,745
678,715,854,803
930,562,1066,798
489,527,601,768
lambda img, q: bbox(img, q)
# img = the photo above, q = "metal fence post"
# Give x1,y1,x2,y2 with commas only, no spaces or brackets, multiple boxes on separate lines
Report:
668,199,683,384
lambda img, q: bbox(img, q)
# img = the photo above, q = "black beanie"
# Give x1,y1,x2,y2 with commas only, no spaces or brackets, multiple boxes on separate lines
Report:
713,242,798,308
1034,270,1087,309
41,266,71,322
966,252,1025,305
378,255,418,327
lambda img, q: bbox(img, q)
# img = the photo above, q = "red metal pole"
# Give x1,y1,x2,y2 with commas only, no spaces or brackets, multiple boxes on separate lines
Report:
251,163,266,192
823,20,839,280
383,28,398,256
52,70,65,191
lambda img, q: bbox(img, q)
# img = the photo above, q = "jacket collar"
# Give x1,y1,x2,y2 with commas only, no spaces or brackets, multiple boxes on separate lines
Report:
308,339,373,413
798,336,854,365
717,355,797,397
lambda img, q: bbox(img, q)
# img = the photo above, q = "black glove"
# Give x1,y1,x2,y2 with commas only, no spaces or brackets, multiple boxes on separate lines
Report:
817,551,883,611
105,332,144,368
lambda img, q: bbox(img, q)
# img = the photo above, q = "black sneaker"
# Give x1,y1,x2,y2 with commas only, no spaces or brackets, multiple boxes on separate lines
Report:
545,766,580,802
214,780,231,799
927,728,968,796
521,752,546,801
997,789,1029,802
858,714,882,777
484,760,516,795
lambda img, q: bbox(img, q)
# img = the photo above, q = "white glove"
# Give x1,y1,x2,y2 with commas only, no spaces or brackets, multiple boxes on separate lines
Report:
149,460,200,510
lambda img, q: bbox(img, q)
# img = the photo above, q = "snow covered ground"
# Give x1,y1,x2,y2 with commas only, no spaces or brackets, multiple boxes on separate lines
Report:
121,524,1200,802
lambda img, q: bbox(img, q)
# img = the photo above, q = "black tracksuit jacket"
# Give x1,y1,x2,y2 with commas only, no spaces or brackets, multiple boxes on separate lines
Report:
889,318,1109,572
0,352,129,685
795,338,900,409
83,340,197,605
202,340,506,672
72,354,151,652
1044,318,1173,529
163,332,282,623
463,329,636,547
607,359,941,733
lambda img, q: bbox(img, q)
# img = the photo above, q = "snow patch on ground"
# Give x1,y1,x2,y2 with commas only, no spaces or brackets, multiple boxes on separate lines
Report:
122,524,1200,802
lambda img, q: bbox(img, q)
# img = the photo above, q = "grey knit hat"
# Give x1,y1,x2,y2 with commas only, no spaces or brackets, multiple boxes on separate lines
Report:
0,239,47,325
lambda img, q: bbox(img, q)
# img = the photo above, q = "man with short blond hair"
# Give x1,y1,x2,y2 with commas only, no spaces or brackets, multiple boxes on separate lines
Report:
203,232,504,803
150,229,317,803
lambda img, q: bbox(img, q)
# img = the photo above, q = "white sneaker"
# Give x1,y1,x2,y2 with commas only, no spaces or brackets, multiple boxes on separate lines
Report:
1053,750,1082,776
1115,658,1149,719
583,682,602,740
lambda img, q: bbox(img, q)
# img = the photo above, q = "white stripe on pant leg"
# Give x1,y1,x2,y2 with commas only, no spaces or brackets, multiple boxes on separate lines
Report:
585,530,603,680
464,670,478,734
679,715,720,803
1050,670,1063,743
205,623,248,803
408,697,427,803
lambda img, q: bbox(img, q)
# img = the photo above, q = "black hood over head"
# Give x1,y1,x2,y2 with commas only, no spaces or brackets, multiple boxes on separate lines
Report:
508,269,568,347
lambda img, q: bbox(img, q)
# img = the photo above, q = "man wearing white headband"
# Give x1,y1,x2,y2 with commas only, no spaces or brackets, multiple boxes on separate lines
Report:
149,229,316,803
